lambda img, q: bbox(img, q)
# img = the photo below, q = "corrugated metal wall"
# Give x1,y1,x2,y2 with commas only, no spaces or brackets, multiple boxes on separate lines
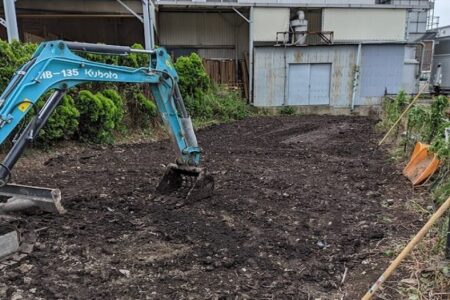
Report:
253,45,357,107
158,12,248,59
21,17,143,45
402,46,419,94
254,44,410,108
304,9,322,45
358,44,405,104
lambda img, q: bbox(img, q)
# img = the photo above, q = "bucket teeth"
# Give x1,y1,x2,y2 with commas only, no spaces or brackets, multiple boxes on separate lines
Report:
155,163,214,207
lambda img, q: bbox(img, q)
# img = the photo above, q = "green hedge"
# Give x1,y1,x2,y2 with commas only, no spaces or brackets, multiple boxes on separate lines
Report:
174,53,249,123
0,41,249,145
38,95,80,141
76,89,124,143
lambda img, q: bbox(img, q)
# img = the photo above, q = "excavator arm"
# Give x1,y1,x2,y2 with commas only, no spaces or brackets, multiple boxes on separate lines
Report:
0,40,213,214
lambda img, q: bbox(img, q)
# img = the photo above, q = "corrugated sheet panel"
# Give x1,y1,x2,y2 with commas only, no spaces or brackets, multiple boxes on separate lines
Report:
359,44,405,101
304,9,322,45
254,45,357,107
323,8,407,41
158,12,248,59
159,12,236,46
402,62,419,94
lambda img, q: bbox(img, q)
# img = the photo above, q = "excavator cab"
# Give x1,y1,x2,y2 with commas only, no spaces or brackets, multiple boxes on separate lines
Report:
0,40,214,214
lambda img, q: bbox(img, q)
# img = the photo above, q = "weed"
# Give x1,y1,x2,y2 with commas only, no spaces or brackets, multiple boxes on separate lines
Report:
280,106,296,115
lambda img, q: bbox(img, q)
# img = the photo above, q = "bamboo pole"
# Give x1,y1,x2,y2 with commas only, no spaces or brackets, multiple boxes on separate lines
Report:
378,85,428,146
361,196,450,300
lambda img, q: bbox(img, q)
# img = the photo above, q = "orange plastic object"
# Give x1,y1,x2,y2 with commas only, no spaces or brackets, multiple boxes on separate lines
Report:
410,142,428,160
403,142,440,186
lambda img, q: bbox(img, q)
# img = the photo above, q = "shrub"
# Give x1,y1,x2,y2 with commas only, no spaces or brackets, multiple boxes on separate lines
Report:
75,89,124,143
183,85,248,123
384,92,449,205
120,44,150,68
426,95,449,143
37,95,80,142
0,40,37,91
174,53,210,98
380,91,409,129
127,91,158,128
212,86,248,121
174,53,249,123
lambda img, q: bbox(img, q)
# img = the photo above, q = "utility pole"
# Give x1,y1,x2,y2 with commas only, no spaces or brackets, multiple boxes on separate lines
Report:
3,0,19,42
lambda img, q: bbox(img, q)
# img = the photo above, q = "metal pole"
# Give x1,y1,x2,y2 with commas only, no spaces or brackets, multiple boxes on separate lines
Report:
142,0,154,49
3,0,19,42
249,6,254,103
351,43,362,110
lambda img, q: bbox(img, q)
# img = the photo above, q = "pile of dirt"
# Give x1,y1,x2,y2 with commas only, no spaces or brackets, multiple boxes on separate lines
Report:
1,115,424,299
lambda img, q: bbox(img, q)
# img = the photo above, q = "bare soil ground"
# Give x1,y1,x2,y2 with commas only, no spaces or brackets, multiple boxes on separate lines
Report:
0,115,429,299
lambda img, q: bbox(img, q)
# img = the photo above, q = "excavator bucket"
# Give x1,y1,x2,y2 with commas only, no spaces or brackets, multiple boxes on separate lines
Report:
0,183,65,214
155,163,214,206
403,142,440,186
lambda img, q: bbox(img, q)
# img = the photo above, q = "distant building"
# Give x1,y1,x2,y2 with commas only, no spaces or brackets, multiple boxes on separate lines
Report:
429,25,450,93
0,0,438,111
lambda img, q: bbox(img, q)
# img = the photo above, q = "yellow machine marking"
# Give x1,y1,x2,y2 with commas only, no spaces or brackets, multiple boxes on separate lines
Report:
18,100,31,112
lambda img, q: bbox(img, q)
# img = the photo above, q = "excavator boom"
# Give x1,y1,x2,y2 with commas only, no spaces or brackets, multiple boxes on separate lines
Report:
0,40,213,213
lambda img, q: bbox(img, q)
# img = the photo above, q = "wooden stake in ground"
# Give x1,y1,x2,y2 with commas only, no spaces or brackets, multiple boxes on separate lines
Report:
361,196,450,300
378,85,428,146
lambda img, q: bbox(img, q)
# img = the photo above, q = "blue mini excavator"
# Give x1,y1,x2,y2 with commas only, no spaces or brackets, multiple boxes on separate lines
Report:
0,40,214,214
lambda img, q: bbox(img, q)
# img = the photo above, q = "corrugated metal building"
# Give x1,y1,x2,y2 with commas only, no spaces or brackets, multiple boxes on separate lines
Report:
254,44,414,108
153,1,432,110
250,6,422,108
431,25,450,91
0,0,434,110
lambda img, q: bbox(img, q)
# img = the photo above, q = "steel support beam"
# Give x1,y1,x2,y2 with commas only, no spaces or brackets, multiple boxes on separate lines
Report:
142,0,155,50
232,7,250,23
114,0,154,49
3,0,19,42
116,0,144,23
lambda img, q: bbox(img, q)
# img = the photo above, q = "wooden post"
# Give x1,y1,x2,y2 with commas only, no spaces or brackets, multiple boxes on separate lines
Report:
361,196,450,300
378,85,428,146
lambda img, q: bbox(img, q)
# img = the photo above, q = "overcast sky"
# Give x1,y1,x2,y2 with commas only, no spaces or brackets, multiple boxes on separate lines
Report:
434,0,450,27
